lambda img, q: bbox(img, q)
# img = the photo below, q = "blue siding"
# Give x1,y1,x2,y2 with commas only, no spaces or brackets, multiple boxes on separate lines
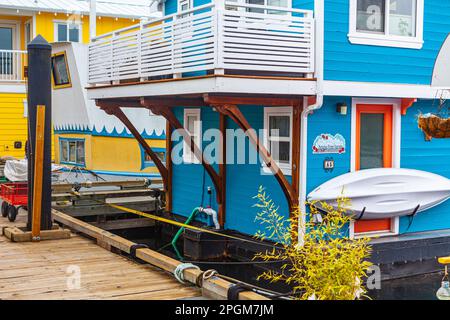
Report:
164,0,211,15
306,97,450,236
225,106,291,236
398,99,450,233
171,105,291,236
325,0,450,84
172,98,450,236
171,107,219,226
306,96,352,194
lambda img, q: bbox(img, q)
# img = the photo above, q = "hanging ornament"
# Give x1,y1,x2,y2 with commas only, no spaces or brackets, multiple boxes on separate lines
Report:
436,265,450,300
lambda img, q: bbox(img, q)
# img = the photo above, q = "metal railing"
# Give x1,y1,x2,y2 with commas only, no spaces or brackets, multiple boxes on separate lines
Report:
88,1,315,84
0,50,27,82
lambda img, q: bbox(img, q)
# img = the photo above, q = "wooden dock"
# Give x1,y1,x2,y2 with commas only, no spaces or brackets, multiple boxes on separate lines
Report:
0,214,202,300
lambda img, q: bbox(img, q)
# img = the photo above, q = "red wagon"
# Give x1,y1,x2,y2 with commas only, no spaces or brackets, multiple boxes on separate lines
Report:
0,182,28,222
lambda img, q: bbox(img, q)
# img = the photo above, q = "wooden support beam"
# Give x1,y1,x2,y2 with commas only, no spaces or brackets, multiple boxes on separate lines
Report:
52,209,266,300
140,99,223,207
90,218,155,231
165,121,173,212
101,97,209,108
31,105,45,241
218,113,227,227
96,101,169,192
291,102,302,199
204,93,303,107
213,104,298,211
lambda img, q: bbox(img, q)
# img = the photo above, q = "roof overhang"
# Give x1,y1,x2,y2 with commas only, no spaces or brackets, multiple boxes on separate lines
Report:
87,75,317,101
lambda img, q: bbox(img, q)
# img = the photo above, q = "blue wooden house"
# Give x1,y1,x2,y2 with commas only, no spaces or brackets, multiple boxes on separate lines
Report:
86,0,450,250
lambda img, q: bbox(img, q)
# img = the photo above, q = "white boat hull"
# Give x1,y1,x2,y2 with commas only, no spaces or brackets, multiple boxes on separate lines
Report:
307,168,450,220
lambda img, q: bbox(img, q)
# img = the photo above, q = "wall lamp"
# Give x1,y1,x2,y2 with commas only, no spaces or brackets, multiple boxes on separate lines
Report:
336,102,348,115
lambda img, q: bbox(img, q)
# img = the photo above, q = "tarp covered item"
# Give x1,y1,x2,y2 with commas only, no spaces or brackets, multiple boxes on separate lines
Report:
4,160,64,182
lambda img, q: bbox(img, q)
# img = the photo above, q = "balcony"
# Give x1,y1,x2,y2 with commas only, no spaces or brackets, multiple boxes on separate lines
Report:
88,1,315,85
0,50,27,83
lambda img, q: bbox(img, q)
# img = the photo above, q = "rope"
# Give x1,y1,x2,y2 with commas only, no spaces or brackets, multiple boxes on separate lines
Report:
174,263,200,284
195,269,218,288
89,198,281,250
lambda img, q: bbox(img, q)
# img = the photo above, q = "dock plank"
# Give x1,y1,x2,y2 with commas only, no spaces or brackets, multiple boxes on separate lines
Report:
0,215,201,300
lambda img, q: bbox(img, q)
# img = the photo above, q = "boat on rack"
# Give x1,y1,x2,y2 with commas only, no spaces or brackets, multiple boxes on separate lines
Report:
307,168,450,220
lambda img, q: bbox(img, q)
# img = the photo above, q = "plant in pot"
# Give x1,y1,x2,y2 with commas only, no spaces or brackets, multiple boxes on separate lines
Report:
418,91,450,141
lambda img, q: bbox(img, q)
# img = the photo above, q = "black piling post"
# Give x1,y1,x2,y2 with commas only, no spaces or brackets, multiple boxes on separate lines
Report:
26,35,52,231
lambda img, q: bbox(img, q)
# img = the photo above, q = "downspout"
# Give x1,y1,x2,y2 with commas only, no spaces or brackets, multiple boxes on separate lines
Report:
298,0,324,245
89,0,97,41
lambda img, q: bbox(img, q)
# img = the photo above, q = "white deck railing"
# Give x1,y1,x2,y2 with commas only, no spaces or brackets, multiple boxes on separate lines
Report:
0,50,27,82
88,1,315,84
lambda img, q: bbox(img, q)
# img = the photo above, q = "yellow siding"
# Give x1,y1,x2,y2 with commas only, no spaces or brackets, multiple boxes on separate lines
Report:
0,93,55,159
54,134,164,175
0,93,27,158
0,12,137,162
35,13,136,44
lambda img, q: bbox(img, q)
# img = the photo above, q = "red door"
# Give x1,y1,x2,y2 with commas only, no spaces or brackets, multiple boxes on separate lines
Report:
354,104,393,235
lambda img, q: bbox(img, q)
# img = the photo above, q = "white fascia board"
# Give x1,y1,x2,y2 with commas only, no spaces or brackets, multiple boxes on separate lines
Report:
323,80,449,99
87,77,317,100
0,84,27,94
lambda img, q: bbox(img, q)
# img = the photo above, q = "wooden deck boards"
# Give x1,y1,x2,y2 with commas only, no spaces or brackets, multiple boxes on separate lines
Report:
0,215,202,300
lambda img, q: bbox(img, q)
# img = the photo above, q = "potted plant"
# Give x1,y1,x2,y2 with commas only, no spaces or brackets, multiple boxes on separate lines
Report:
418,93,450,141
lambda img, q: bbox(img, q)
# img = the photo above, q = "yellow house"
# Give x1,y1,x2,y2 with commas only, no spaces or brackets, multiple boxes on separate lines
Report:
0,0,160,160
52,40,166,178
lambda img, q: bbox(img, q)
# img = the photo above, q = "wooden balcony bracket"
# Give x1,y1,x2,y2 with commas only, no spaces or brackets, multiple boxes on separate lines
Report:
96,100,169,192
140,99,224,221
212,103,300,212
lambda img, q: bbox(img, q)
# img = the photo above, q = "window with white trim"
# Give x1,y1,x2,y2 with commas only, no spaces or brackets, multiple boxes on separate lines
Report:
59,138,85,166
348,0,424,49
226,0,291,15
54,22,81,42
263,107,293,175
183,109,201,164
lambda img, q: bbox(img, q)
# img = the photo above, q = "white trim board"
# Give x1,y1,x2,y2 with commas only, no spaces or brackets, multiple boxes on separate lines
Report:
323,80,449,99
349,98,401,239
262,106,293,176
87,77,317,100
0,84,26,93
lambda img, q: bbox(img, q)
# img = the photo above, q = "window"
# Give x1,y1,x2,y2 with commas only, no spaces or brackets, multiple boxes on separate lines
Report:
246,0,289,15
349,0,424,49
54,22,81,42
183,109,201,164
140,146,166,170
60,139,85,166
24,21,32,47
179,0,191,12
263,107,293,175
51,52,71,88
0,25,14,76
226,0,291,15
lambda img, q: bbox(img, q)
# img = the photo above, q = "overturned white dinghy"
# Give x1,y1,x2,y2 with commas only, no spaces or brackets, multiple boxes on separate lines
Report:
307,168,450,220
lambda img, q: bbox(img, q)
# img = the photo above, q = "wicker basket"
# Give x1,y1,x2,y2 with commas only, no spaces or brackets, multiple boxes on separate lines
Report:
418,114,450,140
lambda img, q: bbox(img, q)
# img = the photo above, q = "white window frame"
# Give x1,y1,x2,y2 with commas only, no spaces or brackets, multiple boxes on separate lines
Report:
349,98,402,239
183,108,201,164
54,21,82,43
0,21,20,50
226,0,292,15
178,0,192,13
263,107,293,176
348,0,424,49
24,19,33,47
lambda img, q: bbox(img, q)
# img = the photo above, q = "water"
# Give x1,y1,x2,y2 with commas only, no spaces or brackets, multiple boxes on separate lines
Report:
124,229,446,300
369,272,445,300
